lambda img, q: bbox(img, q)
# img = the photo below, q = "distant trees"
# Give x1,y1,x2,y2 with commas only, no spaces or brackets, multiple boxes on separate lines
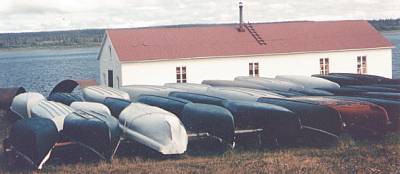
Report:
0,29,104,49
369,19,400,31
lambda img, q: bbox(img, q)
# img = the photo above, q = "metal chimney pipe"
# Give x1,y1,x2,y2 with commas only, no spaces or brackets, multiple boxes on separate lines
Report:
238,2,244,32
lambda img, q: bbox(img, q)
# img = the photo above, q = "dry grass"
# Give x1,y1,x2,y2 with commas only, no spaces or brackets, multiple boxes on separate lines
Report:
1,109,400,173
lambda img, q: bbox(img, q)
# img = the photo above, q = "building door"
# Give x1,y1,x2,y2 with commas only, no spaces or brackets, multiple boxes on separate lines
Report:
108,70,113,87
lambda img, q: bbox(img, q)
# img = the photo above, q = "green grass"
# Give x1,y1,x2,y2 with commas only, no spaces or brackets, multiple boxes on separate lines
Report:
1,109,400,173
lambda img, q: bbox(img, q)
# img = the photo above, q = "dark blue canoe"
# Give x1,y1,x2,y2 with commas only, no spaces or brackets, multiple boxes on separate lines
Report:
102,97,132,118
4,117,58,169
47,92,82,106
222,100,301,146
312,74,364,86
169,91,227,107
257,97,344,145
62,110,121,160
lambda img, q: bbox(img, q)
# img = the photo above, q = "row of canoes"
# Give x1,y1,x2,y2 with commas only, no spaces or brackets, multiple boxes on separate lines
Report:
1,73,399,169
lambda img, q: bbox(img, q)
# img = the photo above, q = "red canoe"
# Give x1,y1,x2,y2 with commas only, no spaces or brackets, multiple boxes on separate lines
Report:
290,96,390,138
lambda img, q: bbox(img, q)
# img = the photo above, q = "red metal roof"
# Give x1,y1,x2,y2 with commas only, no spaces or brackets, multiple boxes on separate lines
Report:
106,20,393,62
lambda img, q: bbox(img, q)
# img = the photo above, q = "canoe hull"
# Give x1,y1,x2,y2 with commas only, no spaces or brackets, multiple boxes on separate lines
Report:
6,117,58,169
63,111,121,160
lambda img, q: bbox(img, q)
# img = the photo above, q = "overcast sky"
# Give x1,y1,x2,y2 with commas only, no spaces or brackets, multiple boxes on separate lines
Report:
1,0,399,33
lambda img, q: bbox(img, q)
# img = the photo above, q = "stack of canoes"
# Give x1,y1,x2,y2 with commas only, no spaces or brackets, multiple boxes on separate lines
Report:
1,73,400,170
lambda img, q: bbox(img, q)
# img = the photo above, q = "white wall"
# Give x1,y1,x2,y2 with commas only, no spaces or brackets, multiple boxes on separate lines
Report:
99,34,122,87
120,48,392,86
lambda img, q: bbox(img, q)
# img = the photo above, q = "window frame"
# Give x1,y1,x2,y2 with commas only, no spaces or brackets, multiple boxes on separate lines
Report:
319,58,329,75
357,56,367,74
176,66,187,83
249,62,259,77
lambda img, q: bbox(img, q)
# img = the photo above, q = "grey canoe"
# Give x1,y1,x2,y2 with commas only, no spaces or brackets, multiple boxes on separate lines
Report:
10,92,46,119
119,103,188,155
164,83,210,94
120,85,182,100
276,75,340,89
31,100,74,131
82,86,130,103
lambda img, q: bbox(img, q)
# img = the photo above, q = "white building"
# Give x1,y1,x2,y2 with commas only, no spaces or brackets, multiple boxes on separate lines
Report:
98,20,394,88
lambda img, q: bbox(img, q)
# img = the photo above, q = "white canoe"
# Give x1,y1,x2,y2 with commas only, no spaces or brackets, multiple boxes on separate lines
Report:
164,83,210,94
275,75,340,89
10,92,46,119
206,87,284,102
120,85,182,100
119,103,188,155
234,76,305,91
31,100,74,131
82,86,130,103
70,101,112,116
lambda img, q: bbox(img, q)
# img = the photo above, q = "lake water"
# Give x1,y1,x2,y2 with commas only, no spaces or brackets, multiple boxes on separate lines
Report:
0,47,100,96
0,31,399,95
382,31,400,79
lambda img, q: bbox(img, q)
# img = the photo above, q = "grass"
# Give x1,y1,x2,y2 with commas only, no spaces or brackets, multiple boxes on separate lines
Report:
1,109,400,173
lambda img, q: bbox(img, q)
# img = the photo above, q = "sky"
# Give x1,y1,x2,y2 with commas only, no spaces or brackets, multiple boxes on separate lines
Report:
0,0,399,33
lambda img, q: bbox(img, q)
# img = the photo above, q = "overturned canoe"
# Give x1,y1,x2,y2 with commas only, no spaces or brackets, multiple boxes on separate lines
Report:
234,76,331,96
0,87,26,110
257,97,344,144
222,100,300,146
102,97,132,118
5,117,58,169
135,95,235,146
290,97,390,138
206,87,283,102
359,92,400,100
49,79,97,95
276,75,340,89
10,92,46,119
70,102,112,116
119,103,188,155
169,91,227,107
329,73,394,85
234,76,304,91
312,74,364,86
164,83,210,94
134,95,190,117
202,80,268,90
121,85,181,100
330,96,400,131
62,110,121,160
346,85,400,93
181,103,235,146
315,87,368,96
82,86,130,103
47,92,82,106
31,100,74,131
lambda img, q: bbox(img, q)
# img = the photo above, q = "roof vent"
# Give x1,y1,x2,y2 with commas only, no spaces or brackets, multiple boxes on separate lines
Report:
238,2,245,32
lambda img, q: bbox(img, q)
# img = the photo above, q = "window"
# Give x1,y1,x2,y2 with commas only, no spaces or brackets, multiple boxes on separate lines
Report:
357,56,367,74
176,66,187,83
319,58,329,75
249,62,259,77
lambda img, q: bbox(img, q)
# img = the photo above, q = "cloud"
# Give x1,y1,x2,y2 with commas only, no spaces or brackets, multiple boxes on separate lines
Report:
0,0,399,33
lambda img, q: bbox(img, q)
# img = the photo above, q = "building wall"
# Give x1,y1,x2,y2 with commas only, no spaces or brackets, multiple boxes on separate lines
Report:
99,34,122,87
119,48,392,86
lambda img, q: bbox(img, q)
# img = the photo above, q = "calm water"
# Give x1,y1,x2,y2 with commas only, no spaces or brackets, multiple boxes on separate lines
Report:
382,31,400,79
0,31,399,95
0,47,99,96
